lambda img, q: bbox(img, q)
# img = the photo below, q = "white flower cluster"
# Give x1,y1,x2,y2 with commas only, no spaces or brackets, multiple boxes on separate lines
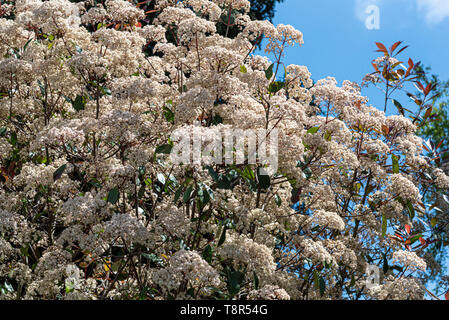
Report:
152,250,220,297
392,250,427,272
247,285,290,300
309,210,345,231
368,275,424,300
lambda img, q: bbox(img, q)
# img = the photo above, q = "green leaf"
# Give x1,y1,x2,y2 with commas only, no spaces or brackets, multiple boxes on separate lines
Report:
23,38,33,52
240,65,247,74
107,187,120,204
226,268,245,296
268,81,285,94
253,271,259,290
37,80,46,97
409,234,422,245
307,126,320,134
393,99,405,116
392,154,399,174
173,187,182,203
163,106,174,123
99,86,111,96
257,168,271,190
206,166,219,182
274,194,281,207
383,255,389,274
155,144,173,154
217,225,227,247
319,277,326,297
183,185,193,203
216,176,232,190
72,95,86,112
9,131,17,146
53,164,67,182
407,201,415,219
198,187,210,205
431,217,438,228
265,63,274,80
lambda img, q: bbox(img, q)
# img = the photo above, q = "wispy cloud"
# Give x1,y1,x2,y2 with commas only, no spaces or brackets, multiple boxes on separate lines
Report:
416,0,449,24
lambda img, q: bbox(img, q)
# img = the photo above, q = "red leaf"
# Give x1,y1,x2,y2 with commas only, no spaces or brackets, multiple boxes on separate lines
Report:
416,82,425,93
419,237,426,245
405,224,411,235
424,82,432,96
446,291,449,300
437,139,444,150
375,42,388,55
394,234,404,241
395,45,409,56
390,41,402,53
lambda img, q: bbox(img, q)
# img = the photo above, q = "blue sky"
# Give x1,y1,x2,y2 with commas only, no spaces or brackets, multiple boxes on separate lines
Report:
260,0,449,115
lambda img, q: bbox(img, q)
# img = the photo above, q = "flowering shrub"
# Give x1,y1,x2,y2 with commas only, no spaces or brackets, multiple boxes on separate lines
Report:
0,0,448,300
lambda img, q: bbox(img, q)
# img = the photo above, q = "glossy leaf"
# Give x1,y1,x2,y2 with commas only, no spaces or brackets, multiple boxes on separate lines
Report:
53,164,67,182
107,187,120,204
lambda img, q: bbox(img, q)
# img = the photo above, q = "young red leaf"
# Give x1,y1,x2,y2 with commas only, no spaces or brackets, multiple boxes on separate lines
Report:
446,291,449,300
436,139,444,150
404,224,411,235
424,83,432,96
390,41,402,53
375,42,388,55
395,45,409,56
406,58,414,77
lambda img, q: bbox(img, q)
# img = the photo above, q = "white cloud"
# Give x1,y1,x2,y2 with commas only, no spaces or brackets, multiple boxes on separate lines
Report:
416,0,449,24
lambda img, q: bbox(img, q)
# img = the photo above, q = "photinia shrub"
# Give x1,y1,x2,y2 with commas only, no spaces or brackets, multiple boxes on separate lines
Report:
0,0,448,300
